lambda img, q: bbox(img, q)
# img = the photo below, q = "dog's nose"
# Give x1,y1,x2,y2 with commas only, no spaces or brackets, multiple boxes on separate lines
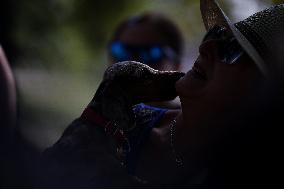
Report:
153,71,185,99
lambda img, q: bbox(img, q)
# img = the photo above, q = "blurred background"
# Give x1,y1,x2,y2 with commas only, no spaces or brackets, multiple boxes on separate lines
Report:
0,0,282,150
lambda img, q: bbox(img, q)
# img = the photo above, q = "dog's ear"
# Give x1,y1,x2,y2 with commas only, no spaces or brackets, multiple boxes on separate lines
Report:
100,83,135,131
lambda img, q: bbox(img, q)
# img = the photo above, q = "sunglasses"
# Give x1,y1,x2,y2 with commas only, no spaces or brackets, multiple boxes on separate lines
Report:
202,25,244,64
109,41,178,65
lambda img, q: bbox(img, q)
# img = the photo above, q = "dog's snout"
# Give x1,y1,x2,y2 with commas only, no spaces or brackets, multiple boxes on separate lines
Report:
158,71,185,82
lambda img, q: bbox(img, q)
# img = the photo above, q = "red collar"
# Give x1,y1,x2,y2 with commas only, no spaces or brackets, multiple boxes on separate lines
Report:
80,107,129,150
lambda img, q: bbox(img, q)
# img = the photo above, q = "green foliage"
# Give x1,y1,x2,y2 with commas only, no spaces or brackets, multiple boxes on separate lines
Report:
272,0,284,3
3,0,204,72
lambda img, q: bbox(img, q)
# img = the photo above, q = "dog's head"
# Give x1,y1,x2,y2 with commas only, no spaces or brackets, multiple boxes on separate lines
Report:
92,61,185,130
102,61,185,103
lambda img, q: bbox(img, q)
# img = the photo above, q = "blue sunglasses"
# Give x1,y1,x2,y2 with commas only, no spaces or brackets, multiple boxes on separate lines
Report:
109,41,177,65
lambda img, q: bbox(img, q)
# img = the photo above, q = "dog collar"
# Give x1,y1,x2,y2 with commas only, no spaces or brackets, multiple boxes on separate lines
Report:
80,107,130,153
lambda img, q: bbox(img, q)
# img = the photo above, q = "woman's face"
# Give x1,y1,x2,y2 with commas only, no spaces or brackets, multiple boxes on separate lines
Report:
175,26,262,126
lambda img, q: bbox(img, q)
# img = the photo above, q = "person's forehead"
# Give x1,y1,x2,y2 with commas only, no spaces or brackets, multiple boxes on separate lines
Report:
117,23,165,45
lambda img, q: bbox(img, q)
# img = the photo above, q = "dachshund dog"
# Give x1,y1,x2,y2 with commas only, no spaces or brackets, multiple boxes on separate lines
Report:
42,61,184,189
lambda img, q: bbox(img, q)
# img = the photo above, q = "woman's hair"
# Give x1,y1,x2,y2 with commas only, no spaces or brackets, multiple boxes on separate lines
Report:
110,12,184,62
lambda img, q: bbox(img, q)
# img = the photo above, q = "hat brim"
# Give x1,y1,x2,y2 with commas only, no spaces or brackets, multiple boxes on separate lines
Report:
200,0,269,77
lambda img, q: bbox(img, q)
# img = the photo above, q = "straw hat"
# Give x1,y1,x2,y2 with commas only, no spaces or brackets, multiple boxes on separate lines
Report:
200,0,284,77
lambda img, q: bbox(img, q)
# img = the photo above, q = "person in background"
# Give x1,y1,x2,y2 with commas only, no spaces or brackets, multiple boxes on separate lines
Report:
108,12,184,109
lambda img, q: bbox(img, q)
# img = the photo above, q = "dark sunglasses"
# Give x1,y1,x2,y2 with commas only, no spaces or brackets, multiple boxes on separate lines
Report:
202,25,244,64
109,41,178,65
